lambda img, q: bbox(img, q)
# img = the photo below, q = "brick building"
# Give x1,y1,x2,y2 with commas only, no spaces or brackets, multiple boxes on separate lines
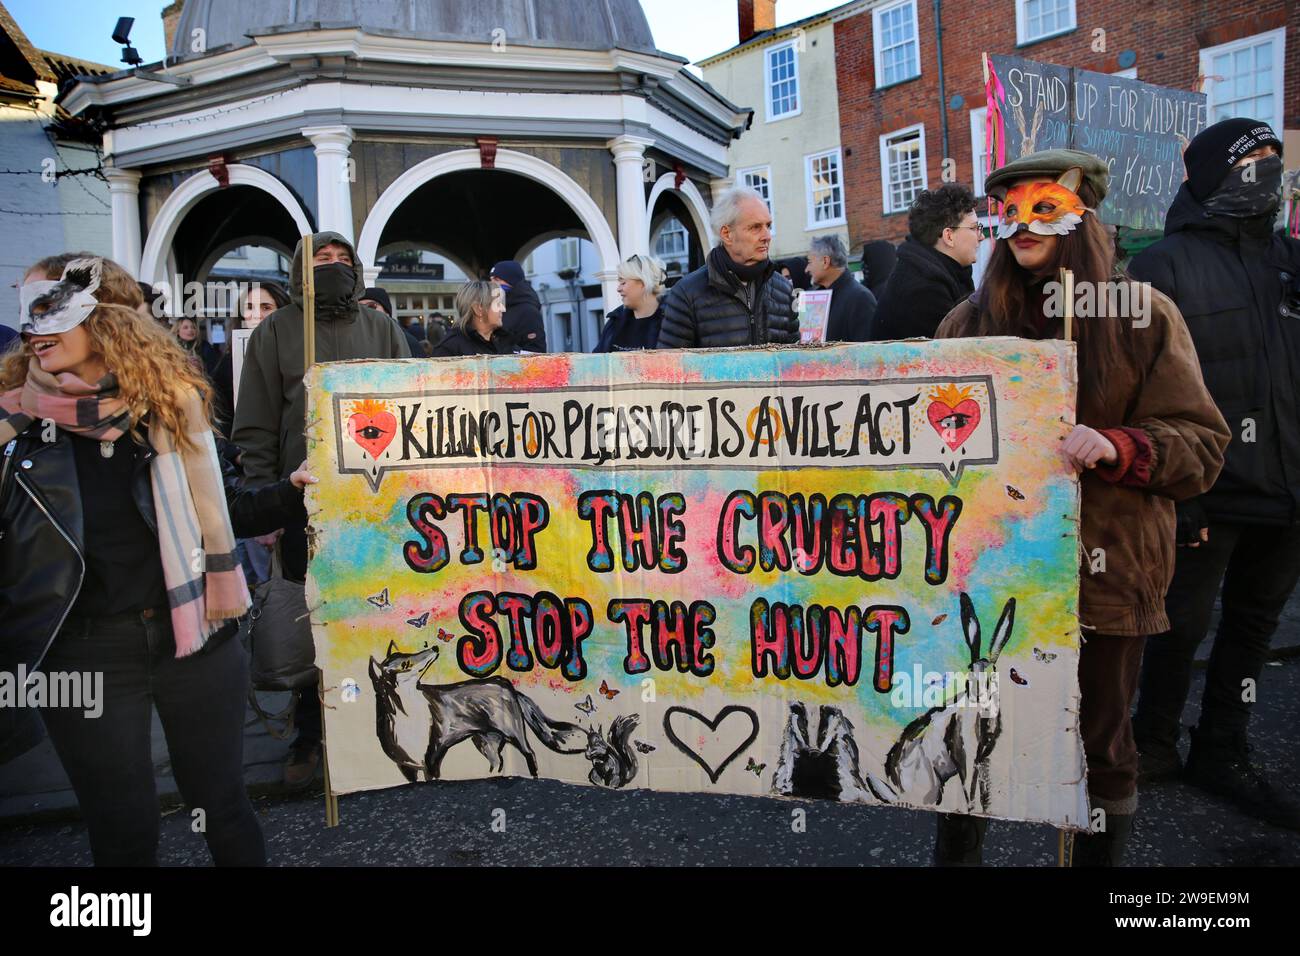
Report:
832,0,1298,253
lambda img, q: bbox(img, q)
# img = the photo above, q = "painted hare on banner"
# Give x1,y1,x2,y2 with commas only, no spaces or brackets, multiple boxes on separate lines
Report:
884,593,1016,813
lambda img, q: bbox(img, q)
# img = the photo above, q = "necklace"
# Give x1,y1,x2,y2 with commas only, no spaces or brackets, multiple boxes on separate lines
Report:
100,439,114,458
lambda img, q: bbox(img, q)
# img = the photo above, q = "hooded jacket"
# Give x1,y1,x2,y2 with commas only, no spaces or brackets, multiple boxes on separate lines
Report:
937,288,1229,637
232,231,410,580
871,237,975,341
501,279,547,352
1129,183,1300,525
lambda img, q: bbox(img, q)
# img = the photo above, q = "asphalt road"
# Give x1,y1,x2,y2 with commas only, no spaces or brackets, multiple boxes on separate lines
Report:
2,654,1297,867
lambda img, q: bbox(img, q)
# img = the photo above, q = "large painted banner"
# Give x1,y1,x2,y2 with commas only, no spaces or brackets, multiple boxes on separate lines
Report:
986,53,1207,231
305,340,1088,827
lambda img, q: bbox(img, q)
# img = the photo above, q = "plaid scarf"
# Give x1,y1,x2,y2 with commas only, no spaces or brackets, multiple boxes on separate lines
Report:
1,361,249,656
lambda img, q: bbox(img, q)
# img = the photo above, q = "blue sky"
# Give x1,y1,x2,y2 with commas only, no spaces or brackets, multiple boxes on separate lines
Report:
8,0,841,68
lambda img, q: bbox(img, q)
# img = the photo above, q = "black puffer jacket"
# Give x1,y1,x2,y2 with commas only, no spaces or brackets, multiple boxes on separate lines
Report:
1129,184,1300,525
657,250,798,349
871,237,974,341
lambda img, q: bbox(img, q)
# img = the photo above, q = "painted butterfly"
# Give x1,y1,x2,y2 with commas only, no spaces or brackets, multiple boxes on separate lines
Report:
1006,485,1026,501
366,587,391,609
407,611,430,628
598,680,619,700
1033,647,1058,663
1009,668,1028,686
574,695,596,716
634,740,656,754
436,627,455,643
744,756,766,776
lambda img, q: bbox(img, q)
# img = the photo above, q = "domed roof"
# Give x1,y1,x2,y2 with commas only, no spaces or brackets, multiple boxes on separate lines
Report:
172,0,658,59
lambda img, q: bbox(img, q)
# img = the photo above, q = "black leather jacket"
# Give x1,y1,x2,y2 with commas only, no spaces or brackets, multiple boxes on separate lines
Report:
0,424,157,679
0,427,301,739
0,421,305,763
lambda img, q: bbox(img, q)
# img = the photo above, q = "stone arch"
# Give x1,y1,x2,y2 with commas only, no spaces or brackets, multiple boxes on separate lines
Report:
139,165,313,286
357,149,622,312
646,173,714,253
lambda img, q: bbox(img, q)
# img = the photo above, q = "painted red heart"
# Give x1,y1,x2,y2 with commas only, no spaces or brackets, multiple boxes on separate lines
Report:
348,410,397,460
927,398,982,450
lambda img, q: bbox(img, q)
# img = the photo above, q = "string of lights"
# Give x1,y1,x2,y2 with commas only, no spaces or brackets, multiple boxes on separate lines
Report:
0,208,111,217
130,89,295,129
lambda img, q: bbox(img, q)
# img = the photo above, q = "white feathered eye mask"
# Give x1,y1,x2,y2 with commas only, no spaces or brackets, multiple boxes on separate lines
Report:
20,257,103,336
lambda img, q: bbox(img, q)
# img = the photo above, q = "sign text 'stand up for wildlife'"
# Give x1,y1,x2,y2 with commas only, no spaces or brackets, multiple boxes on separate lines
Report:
305,341,1088,827
986,54,1208,231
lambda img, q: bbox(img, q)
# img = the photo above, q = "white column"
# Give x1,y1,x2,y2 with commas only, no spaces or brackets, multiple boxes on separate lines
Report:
709,175,735,206
304,125,355,245
595,268,620,317
363,266,381,289
607,134,655,260
104,167,143,279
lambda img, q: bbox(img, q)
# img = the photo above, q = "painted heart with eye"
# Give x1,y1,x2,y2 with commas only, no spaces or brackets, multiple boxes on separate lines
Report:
348,400,397,460
926,384,982,451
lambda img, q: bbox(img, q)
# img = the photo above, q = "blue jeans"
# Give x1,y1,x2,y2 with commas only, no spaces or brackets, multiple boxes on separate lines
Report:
39,609,266,866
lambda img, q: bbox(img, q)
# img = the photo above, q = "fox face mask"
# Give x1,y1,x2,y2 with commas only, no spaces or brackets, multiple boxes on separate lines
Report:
995,168,1091,240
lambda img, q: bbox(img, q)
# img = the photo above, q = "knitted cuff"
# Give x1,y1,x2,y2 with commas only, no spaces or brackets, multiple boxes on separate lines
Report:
1094,427,1154,486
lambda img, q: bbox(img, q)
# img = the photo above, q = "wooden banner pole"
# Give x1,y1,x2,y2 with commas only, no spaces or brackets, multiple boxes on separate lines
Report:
1059,267,1075,343
1056,263,1076,866
302,233,315,377
299,233,335,825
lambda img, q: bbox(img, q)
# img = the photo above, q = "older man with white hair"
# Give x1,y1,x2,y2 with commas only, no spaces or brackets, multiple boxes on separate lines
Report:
657,186,798,349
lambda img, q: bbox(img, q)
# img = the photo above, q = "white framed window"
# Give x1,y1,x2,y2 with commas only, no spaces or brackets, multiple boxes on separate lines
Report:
1016,0,1077,46
873,0,920,88
969,107,987,196
880,124,928,214
1200,28,1286,137
765,41,800,121
738,164,775,234
557,237,581,273
654,219,688,259
805,149,846,229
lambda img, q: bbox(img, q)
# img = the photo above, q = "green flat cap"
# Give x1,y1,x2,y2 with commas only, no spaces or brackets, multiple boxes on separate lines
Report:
984,148,1110,204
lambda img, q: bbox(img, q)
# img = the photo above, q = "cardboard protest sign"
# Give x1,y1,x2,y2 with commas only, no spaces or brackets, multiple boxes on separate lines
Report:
231,328,252,409
986,54,1207,230
796,289,833,344
305,340,1088,827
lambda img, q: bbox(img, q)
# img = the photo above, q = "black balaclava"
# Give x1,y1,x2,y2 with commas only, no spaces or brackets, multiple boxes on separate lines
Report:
314,262,357,317
1201,154,1284,220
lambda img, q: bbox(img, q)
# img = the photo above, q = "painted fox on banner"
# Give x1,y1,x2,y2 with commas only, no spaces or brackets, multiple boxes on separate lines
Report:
306,338,1088,828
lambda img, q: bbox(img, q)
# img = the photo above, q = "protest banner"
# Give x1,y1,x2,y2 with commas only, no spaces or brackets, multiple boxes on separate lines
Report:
985,53,1207,230
305,340,1088,827
796,289,833,344
230,328,252,408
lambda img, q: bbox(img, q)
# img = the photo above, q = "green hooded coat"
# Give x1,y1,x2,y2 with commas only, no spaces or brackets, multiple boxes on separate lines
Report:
233,231,411,490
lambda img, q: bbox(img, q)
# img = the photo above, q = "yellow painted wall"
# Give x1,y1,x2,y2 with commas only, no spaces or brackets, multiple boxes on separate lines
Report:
703,19,850,261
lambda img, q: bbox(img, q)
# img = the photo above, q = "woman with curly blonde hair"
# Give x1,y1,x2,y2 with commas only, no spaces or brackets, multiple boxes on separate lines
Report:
0,252,265,866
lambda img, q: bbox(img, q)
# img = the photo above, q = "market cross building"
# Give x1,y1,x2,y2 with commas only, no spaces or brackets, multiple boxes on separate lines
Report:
60,0,748,349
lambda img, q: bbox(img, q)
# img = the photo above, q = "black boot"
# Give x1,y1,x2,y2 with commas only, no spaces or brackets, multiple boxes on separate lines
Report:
1135,735,1182,786
934,813,987,866
1071,813,1134,866
1184,726,1300,831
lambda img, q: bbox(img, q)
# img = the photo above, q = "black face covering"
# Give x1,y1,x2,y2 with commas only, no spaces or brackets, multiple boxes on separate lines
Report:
1201,154,1283,219
313,261,357,314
